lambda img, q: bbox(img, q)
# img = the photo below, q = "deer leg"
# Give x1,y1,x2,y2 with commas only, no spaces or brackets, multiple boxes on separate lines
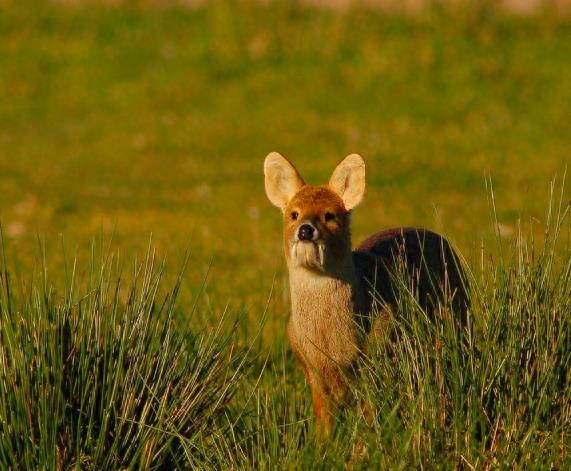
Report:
309,379,332,437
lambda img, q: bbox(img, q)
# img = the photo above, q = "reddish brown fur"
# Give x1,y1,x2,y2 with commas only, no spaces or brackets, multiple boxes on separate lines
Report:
284,186,351,272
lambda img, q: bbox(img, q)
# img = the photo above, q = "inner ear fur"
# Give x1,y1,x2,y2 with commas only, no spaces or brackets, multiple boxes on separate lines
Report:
264,152,305,210
328,153,366,211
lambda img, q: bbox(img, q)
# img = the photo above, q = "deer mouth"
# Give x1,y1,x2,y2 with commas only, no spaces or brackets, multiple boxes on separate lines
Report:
291,241,325,271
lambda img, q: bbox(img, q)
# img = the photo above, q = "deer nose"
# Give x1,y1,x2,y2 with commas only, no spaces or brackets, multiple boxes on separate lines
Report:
298,223,316,241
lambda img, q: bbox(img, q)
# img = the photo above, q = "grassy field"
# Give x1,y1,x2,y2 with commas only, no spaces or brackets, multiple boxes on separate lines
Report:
0,1,570,468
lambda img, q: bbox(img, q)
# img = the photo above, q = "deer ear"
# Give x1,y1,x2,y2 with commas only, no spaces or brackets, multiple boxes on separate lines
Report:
264,152,305,210
328,153,366,210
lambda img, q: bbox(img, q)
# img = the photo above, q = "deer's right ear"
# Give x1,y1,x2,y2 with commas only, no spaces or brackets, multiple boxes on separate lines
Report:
264,152,305,210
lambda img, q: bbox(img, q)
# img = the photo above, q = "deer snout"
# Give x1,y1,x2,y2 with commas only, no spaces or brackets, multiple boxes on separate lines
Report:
297,223,319,241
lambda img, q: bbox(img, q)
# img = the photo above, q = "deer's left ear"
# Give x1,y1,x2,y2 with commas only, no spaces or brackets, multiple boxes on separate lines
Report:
328,153,365,210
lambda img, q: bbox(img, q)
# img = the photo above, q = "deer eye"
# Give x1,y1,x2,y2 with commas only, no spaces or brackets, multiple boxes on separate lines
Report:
290,211,299,221
324,212,335,222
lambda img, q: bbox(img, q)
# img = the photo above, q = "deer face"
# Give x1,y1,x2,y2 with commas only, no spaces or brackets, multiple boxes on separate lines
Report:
283,185,350,271
264,152,365,273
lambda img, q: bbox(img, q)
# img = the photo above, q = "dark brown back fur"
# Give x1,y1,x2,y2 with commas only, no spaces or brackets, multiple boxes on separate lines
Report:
353,228,469,330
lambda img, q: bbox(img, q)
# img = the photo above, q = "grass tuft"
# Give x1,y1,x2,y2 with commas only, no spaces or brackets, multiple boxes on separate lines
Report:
0,241,243,469
352,180,570,468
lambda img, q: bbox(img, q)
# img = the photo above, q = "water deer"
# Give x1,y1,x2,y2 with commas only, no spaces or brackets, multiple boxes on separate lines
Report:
264,152,468,435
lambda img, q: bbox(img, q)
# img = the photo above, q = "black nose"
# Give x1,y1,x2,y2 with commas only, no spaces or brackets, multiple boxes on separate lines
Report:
298,224,315,241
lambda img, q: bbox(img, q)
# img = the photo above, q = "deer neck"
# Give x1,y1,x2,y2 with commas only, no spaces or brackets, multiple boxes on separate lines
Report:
288,253,361,321
286,253,367,370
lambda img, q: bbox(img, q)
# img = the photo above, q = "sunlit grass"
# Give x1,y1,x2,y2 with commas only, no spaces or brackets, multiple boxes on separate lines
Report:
0,240,248,469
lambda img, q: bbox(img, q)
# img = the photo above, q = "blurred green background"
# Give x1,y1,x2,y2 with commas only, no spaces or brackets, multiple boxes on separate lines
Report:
0,1,570,312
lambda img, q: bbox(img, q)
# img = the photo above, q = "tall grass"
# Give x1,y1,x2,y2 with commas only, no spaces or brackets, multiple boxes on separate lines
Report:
0,241,245,469
349,180,570,468
0,182,569,469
